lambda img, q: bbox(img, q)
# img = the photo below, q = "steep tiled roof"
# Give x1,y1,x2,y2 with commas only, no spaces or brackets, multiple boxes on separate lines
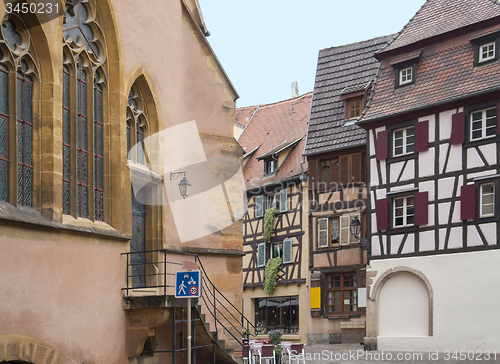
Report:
238,93,312,190
363,23,500,122
304,35,396,156
379,0,500,55
235,105,259,127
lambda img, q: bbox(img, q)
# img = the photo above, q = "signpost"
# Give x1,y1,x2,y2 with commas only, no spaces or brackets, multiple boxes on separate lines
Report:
175,263,200,364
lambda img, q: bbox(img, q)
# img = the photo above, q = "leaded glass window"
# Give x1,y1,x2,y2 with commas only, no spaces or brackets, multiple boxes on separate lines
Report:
62,0,107,221
76,58,88,218
63,66,71,214
0,62,8,202
94,82,103,221
16,61,33,206
127,87,147,165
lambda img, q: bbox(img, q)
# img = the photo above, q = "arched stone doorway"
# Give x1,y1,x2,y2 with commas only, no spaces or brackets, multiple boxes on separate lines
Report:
372,266,433,337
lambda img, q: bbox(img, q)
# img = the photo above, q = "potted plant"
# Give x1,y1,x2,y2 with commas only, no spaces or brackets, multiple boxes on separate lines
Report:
268,329,283,363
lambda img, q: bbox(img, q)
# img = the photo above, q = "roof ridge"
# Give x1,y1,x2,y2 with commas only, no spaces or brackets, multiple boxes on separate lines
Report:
319,33,397,53
238,91,313,111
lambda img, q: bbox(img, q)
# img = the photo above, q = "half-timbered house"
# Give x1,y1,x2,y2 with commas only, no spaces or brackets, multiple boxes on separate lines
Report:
238,93,311,343
303,35,395,345
358,0,500,352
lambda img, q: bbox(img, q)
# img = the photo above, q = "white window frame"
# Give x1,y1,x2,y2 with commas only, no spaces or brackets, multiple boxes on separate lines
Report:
279,188,288,212
271,241,282,259
317,218,329,248
255,195,264,218
257,243,266,267
393,195,415,228
283,238,293,264
393,126,415,157
479,42,496,63
266,194,276,209
399,67,413,85
470,107,497,142
480,182,495,218
267,160,275,173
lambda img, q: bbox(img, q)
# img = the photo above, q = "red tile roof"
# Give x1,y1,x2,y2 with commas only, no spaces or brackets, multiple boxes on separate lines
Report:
238,93,312,190
235,105,259,127
363,23,500,122
379,0,500,56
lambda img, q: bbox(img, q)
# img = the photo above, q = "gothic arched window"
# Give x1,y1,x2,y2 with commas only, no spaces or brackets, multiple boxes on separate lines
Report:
63,0,106,220
127,87,147,165
0,16,38,207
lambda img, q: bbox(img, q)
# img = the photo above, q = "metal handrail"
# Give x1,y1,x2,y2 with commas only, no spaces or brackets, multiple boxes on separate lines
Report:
197,258,256,334
121,249,256,355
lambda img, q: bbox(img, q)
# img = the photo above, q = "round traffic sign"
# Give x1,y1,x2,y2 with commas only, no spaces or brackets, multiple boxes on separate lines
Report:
189,286,198,296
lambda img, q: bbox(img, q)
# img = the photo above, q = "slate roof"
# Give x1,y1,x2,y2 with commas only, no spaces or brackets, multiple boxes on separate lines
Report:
238,93,312,190
379,0,500,55
303,35,396,156
363,21,500,122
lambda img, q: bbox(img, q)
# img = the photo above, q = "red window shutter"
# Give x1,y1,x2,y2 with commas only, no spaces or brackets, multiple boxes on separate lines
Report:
451,112,465,144
461,184,476,220
340,155,349,184
308,159,317,190
415,120,429,152
497,103,500,135
376,130,388,160
376,198,389,231
331,159,340,185
351,153,361,182
414,191,428,225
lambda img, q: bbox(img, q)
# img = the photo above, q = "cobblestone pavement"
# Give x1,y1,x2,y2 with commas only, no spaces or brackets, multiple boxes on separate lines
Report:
303,344,500,364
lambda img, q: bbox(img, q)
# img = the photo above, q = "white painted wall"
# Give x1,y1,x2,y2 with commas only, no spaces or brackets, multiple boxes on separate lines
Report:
378,272,429,337
369,250,500,351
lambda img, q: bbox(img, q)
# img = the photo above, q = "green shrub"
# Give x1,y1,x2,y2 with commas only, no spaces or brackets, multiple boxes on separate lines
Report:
263,207,278,243
263,257,282,295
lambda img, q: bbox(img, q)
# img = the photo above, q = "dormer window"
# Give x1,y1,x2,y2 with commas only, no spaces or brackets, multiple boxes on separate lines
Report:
479,42,495,63
268,160,275,173
348,97,362,119
340,83,371,121
471,32,499,67
399,67,413,85
390,50,421,88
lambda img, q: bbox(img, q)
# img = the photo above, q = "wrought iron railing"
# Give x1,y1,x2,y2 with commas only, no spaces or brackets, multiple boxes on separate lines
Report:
121,249,255,361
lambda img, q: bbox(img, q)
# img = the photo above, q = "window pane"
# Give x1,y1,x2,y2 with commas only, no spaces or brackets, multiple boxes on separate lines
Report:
0,66,8,115
0,116,7,158
0,159,7,201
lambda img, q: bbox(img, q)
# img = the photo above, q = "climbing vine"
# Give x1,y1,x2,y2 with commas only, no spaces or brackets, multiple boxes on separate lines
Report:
263,207,278,243
263,257,282,295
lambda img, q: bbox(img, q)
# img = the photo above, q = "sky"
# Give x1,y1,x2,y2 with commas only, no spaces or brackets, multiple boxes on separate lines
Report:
198,0,427,108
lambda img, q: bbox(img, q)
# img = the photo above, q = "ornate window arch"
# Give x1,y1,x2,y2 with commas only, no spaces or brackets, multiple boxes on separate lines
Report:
62,0,106,220
0,15,39,207
127,86,149,165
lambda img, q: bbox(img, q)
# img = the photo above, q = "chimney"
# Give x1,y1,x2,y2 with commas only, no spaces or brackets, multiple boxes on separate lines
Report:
291,82,299,97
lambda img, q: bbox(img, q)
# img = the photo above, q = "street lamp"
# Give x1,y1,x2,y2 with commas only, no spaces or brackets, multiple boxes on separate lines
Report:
170,172,190,199
350,215,361,241
350,215,370,254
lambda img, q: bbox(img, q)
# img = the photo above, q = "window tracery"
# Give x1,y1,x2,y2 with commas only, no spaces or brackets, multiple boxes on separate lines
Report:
62,0,106,220
0,15,38,207
127,87,148,165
